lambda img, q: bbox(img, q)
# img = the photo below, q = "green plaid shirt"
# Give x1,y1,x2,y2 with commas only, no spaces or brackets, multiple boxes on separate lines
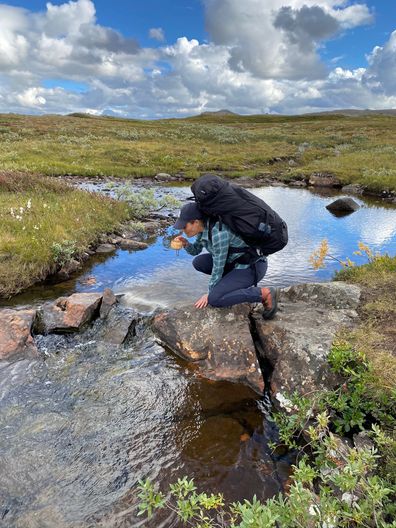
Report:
185,221,250,291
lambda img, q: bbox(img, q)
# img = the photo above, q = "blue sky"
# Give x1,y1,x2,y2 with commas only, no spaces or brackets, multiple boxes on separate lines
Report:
0,0,395,117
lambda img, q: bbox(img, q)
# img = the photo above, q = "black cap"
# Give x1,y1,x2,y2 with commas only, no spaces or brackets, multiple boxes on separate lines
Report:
173,203,203,230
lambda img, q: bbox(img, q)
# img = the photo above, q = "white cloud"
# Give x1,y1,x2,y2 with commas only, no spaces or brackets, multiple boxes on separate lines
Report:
149,27,165,42
0,0,394,118
203,0,373,80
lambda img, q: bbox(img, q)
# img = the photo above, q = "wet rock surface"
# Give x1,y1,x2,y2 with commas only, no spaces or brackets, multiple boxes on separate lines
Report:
36,292,103,334
96,305,139,344
151,303,265,394
0,308,38,359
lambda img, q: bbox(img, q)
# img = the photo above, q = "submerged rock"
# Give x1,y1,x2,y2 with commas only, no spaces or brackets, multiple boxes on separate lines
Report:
152,304,264,394
36,292,103,334
326,197,360,213
0,308,38,359
252,282,361,410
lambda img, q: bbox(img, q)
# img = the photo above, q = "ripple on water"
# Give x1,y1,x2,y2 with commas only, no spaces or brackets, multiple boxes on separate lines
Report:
0,327,291,527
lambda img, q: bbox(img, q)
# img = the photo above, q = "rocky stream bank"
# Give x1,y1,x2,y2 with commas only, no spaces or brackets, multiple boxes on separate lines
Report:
0,281,361,412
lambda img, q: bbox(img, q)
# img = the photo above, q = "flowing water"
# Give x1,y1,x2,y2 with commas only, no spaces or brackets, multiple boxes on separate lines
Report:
1,183,395,527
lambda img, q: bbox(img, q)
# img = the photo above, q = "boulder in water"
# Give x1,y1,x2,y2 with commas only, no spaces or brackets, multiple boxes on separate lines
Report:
326,197,360,213
0,308,38,359
36,292,103,334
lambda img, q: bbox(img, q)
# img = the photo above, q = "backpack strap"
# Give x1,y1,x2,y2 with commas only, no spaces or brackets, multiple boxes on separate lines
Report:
208,215,222,243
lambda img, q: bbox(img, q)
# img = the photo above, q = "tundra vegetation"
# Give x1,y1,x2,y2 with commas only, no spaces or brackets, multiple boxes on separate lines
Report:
0,112,395,191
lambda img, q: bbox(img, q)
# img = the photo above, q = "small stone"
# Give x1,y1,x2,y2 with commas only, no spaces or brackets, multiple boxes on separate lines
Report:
289,180,307,187
309,172,341,187
119,239,148,250
57,258,81,280
341,184,364,195
81,276,97,286
154,172,178,182
95,243,116,253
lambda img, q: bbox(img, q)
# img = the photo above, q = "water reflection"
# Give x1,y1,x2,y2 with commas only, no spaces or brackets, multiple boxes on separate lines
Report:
2,186,395,311
97,187,396,311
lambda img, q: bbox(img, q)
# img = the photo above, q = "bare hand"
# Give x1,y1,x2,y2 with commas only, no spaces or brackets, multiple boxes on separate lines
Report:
174,235,188,247
194,294,209,309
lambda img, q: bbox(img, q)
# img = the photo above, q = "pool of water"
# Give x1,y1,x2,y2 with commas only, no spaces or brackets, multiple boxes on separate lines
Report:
5,185,396,311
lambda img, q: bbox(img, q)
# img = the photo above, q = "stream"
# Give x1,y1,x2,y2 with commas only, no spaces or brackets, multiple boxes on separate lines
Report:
1,182,395,527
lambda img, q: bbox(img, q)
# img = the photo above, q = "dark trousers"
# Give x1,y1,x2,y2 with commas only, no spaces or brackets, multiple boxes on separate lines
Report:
192,253,268,307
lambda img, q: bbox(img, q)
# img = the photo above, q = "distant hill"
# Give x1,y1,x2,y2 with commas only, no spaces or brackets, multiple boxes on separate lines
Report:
199,109,239,117
302,109,396,117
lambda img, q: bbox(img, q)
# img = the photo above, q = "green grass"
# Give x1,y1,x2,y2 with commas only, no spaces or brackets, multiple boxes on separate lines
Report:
1,112,396,191
0,172,130,298
335,255,396,395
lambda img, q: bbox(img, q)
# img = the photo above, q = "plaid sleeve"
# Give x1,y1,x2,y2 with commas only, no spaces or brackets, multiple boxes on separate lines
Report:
185,234,203,256
208,227,230,291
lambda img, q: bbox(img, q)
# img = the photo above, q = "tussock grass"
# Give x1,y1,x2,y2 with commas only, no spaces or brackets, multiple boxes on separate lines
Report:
1,112,395,190
0,172,129,297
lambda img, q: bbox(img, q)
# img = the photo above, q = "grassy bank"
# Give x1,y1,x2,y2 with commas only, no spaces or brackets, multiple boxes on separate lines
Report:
0,172,130,298
336,255,396,393
1,112,396,192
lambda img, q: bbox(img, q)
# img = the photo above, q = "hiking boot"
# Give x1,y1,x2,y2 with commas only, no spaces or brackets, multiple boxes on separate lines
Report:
261,286,280,320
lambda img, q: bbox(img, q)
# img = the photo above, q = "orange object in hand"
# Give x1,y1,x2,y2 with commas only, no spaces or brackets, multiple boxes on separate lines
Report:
170,238,183,250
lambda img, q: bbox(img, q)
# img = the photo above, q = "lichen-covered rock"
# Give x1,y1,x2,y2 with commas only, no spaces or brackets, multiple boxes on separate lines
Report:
152,304,264,394
37,292,103,334
0,308,38,359
252,282,361,410
309,172,341,187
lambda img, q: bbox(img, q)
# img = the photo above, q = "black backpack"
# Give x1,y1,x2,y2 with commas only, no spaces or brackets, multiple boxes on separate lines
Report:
191,174,288,256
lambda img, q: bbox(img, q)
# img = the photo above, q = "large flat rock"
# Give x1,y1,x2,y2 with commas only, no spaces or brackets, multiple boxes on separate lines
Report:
152,304,264,394
0,308,38,360
252,282,361,410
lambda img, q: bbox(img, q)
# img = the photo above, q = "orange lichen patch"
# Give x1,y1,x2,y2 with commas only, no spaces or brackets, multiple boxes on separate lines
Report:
240,433,250,442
